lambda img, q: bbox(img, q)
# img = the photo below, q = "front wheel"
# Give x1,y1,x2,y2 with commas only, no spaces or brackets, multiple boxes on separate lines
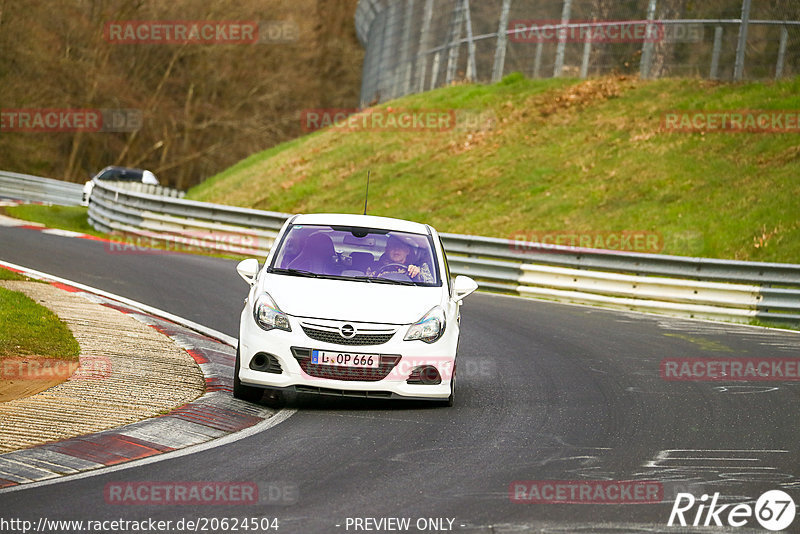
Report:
262,389,285,408
233,346,264,403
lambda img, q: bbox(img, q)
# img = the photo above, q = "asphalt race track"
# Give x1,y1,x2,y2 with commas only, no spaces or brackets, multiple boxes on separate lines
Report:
1,224,799,533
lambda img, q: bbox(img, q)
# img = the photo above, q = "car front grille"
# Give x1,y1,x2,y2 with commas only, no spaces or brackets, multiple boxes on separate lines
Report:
291,347,400,382
300,324,395,346
298,362,395,381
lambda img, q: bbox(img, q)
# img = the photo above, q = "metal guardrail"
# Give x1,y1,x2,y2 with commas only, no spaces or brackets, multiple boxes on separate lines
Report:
0,171,84,206
86,179,800,326
109,181,186,199
88,180,289,257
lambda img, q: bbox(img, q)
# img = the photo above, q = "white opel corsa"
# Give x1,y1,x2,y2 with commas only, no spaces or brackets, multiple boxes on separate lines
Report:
234,213,478,406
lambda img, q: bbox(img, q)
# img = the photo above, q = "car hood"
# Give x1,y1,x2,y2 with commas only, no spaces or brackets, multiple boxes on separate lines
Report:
261,274,443,324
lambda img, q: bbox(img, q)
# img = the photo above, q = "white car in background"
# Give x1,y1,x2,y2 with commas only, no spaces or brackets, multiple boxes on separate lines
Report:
81,166,158,206
234,213,478,406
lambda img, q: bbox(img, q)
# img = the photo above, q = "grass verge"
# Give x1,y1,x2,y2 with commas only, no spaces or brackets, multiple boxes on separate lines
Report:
187,74,800,264
0,269,32,282
0,286,80,361
4,205,102,237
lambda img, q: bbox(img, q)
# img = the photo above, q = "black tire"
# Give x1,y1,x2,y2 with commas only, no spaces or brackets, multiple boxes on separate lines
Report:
262,389,285,408
233,345,264,403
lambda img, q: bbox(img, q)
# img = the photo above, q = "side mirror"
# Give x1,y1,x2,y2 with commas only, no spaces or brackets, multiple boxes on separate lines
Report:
236,258,259,285
452,275,478,303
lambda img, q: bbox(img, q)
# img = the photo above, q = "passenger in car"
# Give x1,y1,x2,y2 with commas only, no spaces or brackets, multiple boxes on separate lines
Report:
287,232,339,275
280,227,316,268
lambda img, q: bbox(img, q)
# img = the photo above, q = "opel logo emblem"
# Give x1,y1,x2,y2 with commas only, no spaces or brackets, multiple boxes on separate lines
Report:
339,324,356,339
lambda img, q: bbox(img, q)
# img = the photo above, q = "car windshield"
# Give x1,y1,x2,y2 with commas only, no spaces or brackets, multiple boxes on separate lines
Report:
269,224,440,286
96,168,143,182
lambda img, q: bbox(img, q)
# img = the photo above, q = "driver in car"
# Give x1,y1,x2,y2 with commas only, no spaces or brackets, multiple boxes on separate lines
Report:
369,235,434,283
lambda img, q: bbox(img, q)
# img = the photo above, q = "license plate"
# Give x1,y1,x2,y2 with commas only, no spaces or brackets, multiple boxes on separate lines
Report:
311,350,380,368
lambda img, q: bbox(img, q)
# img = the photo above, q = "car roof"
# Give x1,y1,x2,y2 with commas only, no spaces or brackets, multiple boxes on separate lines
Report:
290,213,431,235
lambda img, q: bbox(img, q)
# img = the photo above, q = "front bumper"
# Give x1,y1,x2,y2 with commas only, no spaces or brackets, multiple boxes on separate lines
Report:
238,312,457,400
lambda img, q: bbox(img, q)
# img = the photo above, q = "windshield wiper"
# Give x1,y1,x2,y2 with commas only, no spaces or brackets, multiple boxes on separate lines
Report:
268,267,319,278
354,276,415,286
269,268,418,285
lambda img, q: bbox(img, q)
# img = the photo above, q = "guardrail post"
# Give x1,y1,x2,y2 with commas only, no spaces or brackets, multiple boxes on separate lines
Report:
491,0,512,83
709,25,723,79
553,0,573,77
733,0,752,81
639,0,657,79
775,25,788,79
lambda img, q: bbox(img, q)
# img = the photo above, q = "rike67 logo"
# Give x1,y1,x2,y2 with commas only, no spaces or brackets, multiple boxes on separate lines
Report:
668,490,795,531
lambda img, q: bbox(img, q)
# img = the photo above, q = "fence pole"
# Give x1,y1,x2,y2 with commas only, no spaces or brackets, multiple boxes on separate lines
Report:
553,0,573,77
464,0,477,81
399,0,416,97
446,0,466,85
491,0,512,82
431,51,442,90
580,28,592,78
533,41,543,78
416,0,435,93
639,0,657,79
775,25,788,79
376,9,393,101
733,0,752,81
384,3,402,100
709,25,723,79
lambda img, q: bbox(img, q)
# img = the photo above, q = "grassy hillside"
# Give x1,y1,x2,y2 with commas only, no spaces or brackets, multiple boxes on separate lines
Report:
187,75,800,263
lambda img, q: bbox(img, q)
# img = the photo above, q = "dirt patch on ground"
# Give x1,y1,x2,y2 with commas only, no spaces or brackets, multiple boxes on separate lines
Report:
448,76,639,155
538,76,638,116
0,356,79,402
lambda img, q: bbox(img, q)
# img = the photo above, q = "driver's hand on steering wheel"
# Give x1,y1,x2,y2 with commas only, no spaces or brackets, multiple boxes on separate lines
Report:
407,264,420,278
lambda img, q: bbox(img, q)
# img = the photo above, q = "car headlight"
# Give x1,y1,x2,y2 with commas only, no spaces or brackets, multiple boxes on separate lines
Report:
404,306,445,343
252,293,291,332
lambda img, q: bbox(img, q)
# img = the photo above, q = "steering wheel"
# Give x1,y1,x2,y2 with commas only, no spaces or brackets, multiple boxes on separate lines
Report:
375,263,413,281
